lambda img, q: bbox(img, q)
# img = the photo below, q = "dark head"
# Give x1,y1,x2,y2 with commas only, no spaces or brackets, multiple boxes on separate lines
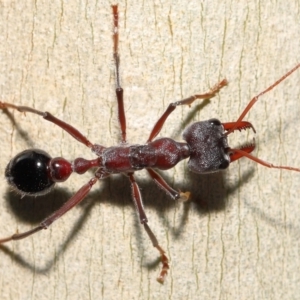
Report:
183,119,230,174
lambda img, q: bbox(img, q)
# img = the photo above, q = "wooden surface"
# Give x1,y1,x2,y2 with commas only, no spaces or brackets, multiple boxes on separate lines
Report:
0,1,300,299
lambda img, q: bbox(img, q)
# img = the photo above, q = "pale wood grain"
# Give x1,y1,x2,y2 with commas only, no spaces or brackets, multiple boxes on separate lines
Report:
0,1,299,299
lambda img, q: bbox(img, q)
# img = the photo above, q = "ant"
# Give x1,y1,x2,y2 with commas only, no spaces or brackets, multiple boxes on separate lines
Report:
0,4,300,284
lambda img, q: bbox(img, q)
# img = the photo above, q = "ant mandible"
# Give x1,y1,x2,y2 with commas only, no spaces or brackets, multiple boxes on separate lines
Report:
0,5,300,284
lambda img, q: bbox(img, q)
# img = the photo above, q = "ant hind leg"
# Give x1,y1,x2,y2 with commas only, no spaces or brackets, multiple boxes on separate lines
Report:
0,101,94,148
0,176,99,244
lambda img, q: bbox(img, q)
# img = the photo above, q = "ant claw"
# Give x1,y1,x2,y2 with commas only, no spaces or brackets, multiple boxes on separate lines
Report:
179,191,191,202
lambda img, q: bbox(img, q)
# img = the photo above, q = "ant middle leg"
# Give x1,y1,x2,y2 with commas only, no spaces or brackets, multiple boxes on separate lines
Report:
127,172,169,284
147,79,228,142
0,101,94,148
112,5,126,143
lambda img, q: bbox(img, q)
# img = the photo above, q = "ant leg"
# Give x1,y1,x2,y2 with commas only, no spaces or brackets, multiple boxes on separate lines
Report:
147,79,228,142
146,168,190,201
127,172,169,284
112,5,126,143
0,176,99,244
0,102,94,148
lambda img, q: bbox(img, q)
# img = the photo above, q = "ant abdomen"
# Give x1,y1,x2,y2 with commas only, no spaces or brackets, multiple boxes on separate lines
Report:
5,149,55,196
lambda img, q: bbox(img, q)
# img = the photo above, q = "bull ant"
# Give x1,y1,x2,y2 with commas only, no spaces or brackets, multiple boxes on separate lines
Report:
0,5,299,283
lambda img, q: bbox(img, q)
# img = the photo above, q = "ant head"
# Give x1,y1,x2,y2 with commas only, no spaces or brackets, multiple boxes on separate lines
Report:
183,119,230,174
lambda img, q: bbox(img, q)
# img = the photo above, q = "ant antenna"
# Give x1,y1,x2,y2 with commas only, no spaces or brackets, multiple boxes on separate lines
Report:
226,63,300,135
226,63,300,172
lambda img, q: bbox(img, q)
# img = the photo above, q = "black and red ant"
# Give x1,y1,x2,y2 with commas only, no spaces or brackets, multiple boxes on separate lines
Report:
0,5,299,284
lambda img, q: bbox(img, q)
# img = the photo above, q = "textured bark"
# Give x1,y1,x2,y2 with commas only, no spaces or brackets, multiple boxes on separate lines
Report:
0,1,299,299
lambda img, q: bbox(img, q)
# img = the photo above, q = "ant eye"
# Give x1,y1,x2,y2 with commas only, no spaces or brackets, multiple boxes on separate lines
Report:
209,119,221,126
5,149,55,196
219,159,229,169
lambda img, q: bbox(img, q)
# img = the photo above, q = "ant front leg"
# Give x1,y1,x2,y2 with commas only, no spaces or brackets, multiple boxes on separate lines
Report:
146,168,190,201
147,79,228,142
0,102,94,149
145,81,227,201
127,172,169,284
